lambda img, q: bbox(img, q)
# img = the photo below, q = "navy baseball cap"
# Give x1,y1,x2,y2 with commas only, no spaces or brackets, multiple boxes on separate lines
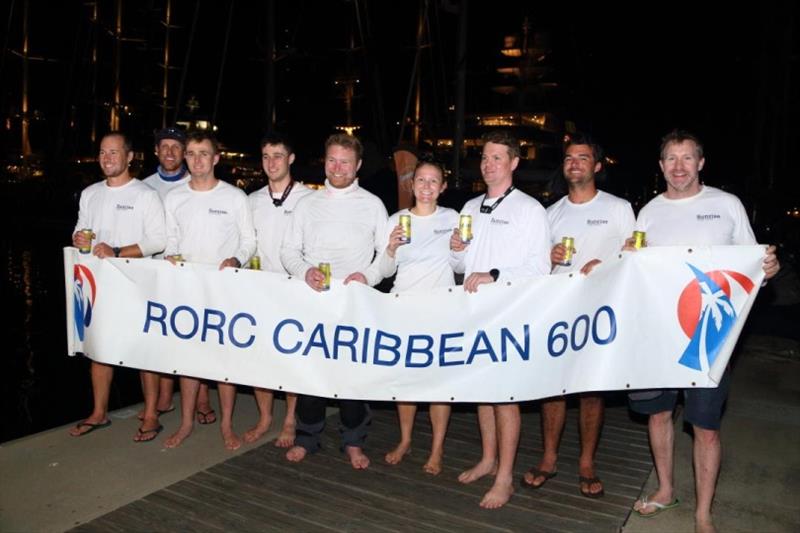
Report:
154,126,186,144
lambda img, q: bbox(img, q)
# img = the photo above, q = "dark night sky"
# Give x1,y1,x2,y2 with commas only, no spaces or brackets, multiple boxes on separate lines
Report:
2,1,797,207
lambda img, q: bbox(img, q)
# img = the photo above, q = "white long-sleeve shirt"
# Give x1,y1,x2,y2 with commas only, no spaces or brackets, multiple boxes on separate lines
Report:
547,190,635,274
74,178,166,257
249,182,314,273
452,188,551,280
164,180,256,266
143,169,191,200
281,179,388,286
636,186,756,246
380,207,459,292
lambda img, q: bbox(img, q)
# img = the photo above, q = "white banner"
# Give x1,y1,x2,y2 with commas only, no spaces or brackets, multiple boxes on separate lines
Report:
65,245,766,402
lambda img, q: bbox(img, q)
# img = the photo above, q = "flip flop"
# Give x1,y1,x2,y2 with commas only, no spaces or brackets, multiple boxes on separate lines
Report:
71,419,112,437
634,496,680,517
196,408,217,425
134,424,164,443
521,467,557,489
579,475,605,498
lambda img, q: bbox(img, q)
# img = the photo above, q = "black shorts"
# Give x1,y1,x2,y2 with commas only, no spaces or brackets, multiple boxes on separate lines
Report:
628,369,731,430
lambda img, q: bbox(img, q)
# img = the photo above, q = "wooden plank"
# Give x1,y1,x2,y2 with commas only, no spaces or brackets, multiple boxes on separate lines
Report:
73,403,650,533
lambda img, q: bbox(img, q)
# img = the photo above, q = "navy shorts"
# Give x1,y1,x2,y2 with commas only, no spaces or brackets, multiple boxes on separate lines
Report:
628,369,731,430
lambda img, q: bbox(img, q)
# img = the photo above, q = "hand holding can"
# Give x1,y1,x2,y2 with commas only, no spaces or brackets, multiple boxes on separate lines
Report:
561,236,575,266
319,262,331,291
399,214,411,243
78,229,94,254
633,231,646,249
459,214,473,244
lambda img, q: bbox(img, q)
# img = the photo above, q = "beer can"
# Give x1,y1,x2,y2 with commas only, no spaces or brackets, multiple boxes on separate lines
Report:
249,255,261,270
633,230,646,249
319,262,331,291
79,229,94,254
399,214,411,243
459,214,473,243
561,236,574,266
168,254,184,262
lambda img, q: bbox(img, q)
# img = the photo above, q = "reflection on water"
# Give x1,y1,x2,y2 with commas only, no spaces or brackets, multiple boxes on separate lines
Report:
2,223,143,443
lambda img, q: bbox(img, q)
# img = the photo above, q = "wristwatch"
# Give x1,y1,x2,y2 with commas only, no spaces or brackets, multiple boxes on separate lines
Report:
489,268,500,281
112,247,121,257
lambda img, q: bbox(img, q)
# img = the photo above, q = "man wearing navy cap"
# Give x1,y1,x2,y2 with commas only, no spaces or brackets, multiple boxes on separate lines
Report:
142,127,191,418
143,127,191,201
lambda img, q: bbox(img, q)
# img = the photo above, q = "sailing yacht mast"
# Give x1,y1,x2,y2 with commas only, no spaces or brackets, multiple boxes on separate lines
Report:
20,0,31,157
160,0,176,129
109,0,122,130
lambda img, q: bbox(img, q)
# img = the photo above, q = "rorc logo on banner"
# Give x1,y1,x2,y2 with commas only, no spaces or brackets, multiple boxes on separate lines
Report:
73,264,96,341
676,264,754,371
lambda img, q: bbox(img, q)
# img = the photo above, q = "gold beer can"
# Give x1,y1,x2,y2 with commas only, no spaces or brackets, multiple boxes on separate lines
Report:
319,262,331,291
79,229,94,254
561,236,574,266
249,255,261,270
633,230,646,249
459,214,473,243
167,254,184,262
399,214,411,243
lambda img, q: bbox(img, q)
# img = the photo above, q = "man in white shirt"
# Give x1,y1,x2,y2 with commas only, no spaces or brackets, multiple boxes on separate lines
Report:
281,133,387,470
450,131,551,509
630,130,779,533
522,133,634,499
142,126,191,200
163,131,256,451
141,126,190,418
244,133,312,447
70,131,166,442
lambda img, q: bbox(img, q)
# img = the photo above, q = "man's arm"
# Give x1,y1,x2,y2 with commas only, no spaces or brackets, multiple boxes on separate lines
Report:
360,201,390,286
280,202,314,277
163,198,180,258
136,190,167,257
229,193,256,268
499,204,551,279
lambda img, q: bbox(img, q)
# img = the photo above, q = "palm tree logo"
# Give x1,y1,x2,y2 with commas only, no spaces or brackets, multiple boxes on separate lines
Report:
677,264,751,372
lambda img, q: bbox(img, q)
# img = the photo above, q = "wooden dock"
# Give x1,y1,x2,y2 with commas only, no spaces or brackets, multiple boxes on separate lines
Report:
72,398,651,532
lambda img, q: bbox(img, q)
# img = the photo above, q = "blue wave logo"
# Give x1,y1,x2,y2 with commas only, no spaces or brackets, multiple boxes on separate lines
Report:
73,264,96,342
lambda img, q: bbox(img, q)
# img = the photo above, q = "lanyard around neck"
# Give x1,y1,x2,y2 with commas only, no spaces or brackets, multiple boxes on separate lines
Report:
268,180,294,207
480,185,515,214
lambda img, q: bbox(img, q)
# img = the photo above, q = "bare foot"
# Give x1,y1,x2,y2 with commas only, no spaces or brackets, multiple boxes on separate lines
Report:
222,429,242,451
479,480,514,509
458,459,497,484
286,445,308,463
243,418,272,444
346,445,370,470
165,426,193,448
695,517,716,533
274,420,296,448
422,450,443,475
384,441,411,465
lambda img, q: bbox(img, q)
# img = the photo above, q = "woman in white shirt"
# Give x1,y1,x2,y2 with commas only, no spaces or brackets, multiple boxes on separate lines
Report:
382,161,459,475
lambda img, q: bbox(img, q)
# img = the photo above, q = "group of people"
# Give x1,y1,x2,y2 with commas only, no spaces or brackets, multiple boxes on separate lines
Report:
71,125,779,532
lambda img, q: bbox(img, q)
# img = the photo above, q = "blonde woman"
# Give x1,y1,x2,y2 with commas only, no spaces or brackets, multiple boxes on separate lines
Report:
382,160,459,475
